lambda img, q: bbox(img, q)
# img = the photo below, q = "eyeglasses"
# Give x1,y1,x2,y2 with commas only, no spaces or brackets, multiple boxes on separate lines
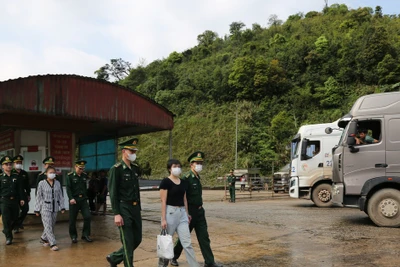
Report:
3,163,12,166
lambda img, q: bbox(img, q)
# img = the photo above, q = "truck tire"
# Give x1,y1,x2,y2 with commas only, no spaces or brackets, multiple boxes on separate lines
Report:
367,189,400,227
312,184,332,207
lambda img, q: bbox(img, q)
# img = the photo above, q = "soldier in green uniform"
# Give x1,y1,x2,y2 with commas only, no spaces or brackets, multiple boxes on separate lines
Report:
0,156,25,245
36,156,56,189
106,138,142,267
171,151,222,267
66,159,92,243
12,155,31,233
0,167,2,216
227,169,236,203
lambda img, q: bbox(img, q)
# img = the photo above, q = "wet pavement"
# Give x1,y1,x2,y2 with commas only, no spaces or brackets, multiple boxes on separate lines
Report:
1,190,399,267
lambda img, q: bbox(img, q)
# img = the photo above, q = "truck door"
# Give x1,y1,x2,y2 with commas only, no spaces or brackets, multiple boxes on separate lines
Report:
300,140,322,184
343,119,385,195
385,115,400,177
321,137,334,178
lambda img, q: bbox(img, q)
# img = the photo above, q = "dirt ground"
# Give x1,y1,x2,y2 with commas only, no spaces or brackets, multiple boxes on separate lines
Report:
1,190,399,267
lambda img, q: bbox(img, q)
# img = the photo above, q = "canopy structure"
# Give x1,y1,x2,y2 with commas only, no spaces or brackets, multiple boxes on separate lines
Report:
0,75,174,142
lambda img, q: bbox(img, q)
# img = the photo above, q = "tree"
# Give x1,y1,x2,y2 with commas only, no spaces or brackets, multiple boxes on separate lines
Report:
228,56,255,100
197,30,218,46
377,54,400,85
94,58,132,81
229,21,246,39
268,14,283,27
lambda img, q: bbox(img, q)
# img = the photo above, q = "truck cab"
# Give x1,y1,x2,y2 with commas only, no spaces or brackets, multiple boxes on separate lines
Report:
289,122,342,207
330,92,400,227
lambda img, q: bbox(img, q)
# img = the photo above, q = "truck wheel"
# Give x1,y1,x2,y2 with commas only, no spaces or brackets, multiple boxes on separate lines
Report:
312,184,332,207
367,189,400,227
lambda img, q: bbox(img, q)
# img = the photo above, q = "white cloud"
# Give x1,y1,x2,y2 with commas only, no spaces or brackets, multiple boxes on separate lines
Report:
0,0,397,81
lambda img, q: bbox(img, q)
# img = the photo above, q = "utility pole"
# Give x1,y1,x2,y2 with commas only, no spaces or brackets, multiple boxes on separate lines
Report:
169,130,172,159
235,102,238,169
272,162,274,176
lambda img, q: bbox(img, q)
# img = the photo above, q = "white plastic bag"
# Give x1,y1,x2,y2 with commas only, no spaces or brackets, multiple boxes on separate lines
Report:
157,229,174,259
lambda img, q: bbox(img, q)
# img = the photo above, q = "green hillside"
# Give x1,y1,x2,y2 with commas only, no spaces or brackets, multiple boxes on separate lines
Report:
98,4,400,184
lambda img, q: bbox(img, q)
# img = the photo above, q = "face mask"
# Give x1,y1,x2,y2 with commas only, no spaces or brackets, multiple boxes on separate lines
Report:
171,167,182,176
128,153,137,162
194,164,203,173
48,173,56,179
15,164,22,170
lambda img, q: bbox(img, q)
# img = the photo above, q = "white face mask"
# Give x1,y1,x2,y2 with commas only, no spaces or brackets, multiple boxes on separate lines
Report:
171,167,182,177
127,153,137,162
47,173,56,179
15,164,22,170
194,164,203,173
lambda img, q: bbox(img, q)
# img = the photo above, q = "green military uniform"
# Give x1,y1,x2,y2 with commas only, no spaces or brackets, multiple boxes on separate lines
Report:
0,156,24,244
12,155,31,231
0,168,2,216
174,151,218,266
227,170,236,203
108,138,142,267
66,160,91,241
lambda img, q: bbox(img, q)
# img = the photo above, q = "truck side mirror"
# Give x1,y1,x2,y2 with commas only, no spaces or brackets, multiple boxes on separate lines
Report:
325,127,333,134
347,136,356,145
346,121,358,146
349,145,359,153
300,138,309,160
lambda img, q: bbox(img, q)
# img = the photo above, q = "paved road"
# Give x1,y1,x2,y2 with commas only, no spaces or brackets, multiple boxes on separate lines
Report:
1,190,399,266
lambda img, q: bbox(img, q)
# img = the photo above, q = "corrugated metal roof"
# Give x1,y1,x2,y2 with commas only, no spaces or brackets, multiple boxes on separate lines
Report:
0,74,174,139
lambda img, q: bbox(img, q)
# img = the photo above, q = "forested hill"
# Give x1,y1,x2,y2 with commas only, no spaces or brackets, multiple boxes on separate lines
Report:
96,4,400,184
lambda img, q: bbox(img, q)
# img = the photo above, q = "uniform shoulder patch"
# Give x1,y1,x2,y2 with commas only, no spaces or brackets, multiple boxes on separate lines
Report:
67,171,73,176
114,162,122,168
182,172,191,179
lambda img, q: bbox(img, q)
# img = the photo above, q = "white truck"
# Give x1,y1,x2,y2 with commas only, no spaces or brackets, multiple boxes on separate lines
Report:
289,121,342,207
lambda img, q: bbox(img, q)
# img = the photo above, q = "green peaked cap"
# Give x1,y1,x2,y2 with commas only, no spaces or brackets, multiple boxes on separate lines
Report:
119,138,139,151
188,151,204,163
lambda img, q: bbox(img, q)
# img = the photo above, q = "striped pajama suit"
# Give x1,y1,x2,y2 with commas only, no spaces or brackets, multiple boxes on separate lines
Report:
34,179,65,246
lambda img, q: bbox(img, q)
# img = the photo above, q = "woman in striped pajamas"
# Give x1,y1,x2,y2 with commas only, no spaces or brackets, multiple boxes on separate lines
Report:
34,166,65,251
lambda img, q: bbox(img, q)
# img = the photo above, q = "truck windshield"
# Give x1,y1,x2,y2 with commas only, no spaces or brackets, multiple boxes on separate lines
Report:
338,123,350,145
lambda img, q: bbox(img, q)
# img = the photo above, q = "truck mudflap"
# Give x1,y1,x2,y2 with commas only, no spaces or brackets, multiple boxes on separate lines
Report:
332,183,344,204
358,196,367,211
289,177,299,198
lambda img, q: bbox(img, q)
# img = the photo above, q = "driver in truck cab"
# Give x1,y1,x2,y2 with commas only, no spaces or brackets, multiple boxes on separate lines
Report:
355,128,378,145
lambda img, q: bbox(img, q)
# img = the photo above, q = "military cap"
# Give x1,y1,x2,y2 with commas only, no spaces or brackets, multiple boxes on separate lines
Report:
230,169,234,173
119,138,139,151
188,151,204,163
13,155,24,162
1,156,13,165
75,159,87,168
43,156,55,165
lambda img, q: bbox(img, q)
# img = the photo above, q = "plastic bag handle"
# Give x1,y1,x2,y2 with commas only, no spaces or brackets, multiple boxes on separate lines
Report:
160,228,167,236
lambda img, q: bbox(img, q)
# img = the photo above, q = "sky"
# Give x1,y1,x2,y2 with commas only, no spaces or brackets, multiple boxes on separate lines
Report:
1,0,399,82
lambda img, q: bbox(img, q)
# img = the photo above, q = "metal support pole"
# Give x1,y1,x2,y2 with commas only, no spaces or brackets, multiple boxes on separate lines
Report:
235,103,238,169
169,130,172,159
